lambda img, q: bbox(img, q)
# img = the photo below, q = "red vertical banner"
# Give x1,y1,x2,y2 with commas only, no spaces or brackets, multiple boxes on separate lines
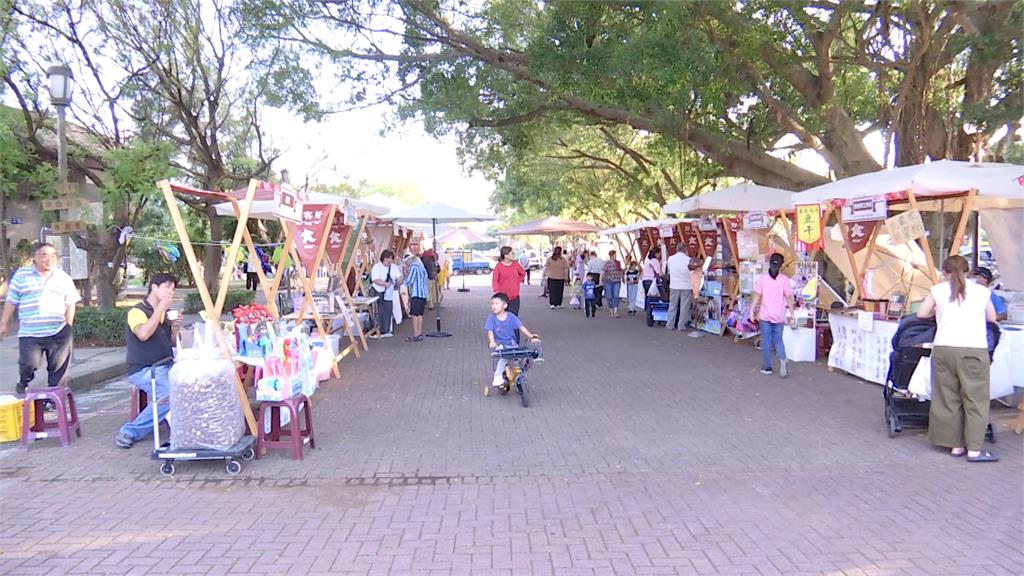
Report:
325,210,349,265
295,204,332,272
701,229,719,257
636,230,652,260
678,222,700,257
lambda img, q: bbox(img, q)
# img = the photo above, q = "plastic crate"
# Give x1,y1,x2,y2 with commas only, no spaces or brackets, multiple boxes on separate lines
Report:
0,397,32,442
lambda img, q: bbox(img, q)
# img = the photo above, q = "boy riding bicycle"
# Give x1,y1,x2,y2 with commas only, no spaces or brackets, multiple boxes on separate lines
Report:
485,293,540,388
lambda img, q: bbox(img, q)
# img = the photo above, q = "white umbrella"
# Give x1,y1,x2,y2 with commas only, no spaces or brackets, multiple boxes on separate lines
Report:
662,182,795,215
433,227,497,246
381,202,497,336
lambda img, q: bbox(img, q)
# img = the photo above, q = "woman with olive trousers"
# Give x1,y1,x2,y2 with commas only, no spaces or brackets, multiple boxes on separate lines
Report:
543,247,571,308
916,255,998,463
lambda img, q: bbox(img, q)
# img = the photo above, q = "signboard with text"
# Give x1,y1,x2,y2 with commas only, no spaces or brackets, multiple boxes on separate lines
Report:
295,204,332,272
842,196,887,223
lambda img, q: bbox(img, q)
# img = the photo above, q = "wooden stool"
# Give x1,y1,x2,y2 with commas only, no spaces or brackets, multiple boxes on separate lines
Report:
129,387,149,421
256,394,315,460
22,387,81,448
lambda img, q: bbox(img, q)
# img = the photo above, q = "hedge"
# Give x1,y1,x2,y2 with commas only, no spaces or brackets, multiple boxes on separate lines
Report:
183,289,256,314
74,307,130,346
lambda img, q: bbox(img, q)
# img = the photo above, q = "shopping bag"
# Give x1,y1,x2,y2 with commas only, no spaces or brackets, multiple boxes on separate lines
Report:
907,357,931,398
569,293,580,308
634,287,646,310
647,281,660,296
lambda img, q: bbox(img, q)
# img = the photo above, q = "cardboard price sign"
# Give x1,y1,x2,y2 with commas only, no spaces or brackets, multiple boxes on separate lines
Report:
884,209,926,245
325,211,349,264
42,197,90,211
51,220,87,234
295,204,332,272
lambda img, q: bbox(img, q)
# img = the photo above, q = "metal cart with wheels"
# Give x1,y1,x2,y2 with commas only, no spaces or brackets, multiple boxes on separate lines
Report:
146,358,257,477
483,341,543,408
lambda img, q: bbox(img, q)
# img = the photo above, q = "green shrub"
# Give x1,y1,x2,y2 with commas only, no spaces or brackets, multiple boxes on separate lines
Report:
74,307,130,346
183,289,256,314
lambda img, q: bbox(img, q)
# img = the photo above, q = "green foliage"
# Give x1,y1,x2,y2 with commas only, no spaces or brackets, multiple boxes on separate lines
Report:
183,289,255,314
73,307,130,346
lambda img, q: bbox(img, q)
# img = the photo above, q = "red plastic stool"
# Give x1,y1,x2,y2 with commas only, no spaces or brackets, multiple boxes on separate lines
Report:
21,386,81,448
256,394,315,460
129,387,149,421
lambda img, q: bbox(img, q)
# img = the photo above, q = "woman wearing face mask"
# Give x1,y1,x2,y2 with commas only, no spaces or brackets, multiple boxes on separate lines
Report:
750,253,794,378
916,255,999,463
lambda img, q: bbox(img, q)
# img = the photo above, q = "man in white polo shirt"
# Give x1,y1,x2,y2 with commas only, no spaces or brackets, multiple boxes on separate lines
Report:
0,242,81,396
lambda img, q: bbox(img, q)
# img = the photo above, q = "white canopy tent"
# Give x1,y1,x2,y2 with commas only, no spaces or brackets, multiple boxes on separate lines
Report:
794,160,1024,290
662,183,795,215
599,218,691,236
212,191,389,219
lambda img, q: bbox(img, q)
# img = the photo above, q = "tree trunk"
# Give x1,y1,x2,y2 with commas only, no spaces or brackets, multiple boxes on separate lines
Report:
204,203,222,293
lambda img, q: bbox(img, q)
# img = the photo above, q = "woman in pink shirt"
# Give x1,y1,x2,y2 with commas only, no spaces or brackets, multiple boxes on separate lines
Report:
751,253,795,378
492,246,526,317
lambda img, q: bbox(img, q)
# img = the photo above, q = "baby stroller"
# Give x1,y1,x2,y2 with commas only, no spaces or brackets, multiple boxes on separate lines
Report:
645,274,671,327
484,341,543,408
884,315,998,442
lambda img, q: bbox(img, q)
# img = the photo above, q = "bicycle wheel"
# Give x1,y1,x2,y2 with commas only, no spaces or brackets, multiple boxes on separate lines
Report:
516,374,529,408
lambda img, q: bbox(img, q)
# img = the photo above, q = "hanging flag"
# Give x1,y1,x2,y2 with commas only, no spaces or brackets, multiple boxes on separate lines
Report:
847,220,878,253
678,222,700,257
795,204,824,250
325,210,349,265
295,204,332,272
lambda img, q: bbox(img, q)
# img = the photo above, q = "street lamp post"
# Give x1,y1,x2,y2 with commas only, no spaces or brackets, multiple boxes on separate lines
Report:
46,64,74,185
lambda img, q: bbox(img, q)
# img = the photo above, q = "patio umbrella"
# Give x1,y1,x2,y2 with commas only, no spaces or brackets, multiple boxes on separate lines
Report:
494,216,602,236
433,227,497,246
382,202,497,336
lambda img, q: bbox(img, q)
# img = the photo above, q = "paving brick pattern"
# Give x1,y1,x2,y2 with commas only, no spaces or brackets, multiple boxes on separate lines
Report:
1,278,1021,575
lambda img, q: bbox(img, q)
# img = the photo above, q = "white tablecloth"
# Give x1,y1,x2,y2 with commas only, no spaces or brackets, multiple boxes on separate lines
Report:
827,313,900,384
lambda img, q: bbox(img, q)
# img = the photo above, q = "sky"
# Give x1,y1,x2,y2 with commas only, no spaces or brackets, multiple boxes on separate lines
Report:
262,100,497,217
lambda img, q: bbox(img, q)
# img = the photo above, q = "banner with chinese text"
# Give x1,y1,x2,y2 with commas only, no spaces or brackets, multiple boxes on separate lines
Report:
795,204,824,251
324,210,350,265
847,221,878,253
295,204,332,272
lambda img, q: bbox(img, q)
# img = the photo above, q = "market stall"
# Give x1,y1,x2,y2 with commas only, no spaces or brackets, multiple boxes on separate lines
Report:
793,160,1024,405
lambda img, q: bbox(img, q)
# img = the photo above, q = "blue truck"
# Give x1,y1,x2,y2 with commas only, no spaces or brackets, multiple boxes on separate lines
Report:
451,251,493,275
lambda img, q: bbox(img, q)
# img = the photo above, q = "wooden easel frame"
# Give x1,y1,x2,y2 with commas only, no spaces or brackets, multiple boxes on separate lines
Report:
331,214,371,360
157,179,261,434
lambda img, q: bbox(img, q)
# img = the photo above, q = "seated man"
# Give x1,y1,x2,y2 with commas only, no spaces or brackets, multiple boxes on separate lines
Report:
115,273,178,449
972,267,1007,321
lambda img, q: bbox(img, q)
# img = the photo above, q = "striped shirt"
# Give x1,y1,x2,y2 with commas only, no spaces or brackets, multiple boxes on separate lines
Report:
404,259,429,299
7,266,81,338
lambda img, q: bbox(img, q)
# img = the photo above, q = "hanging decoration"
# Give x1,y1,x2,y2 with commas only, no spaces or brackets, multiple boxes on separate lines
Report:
794,204,824,251
156,241,180,262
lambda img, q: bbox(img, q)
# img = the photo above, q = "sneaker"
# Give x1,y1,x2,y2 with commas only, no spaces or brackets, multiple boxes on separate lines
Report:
380,333,394,339
760,367,773,375
550,305,555,309
687,331,703,338
779,359,788,379
115,432,134,449
369,333,381,339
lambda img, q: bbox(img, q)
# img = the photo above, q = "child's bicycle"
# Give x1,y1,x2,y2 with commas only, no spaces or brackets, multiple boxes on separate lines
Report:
484,340,543,408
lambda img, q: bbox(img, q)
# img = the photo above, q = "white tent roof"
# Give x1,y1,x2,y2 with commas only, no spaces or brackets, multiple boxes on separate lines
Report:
600,218,692,236
381,202,496,224
795,160,1024,209
662,183,795,215
212,192,389,219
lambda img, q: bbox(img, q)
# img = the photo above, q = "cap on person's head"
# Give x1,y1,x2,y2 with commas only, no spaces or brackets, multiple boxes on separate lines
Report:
973,267,993,284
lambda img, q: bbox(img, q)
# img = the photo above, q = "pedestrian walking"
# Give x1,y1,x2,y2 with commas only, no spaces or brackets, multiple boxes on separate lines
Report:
493,246,526,317
625,258,640,316
751,253,794,378
602,250,624,318
543,247,570,308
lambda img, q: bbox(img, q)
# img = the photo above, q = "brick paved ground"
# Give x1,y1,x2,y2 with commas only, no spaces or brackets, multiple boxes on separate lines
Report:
1,277,1021,576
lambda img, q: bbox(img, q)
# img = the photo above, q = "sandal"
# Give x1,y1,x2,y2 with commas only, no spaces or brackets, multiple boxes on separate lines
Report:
966,452,999,463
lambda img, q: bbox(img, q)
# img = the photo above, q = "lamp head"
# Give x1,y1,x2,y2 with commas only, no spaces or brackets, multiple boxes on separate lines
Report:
46,64,74,107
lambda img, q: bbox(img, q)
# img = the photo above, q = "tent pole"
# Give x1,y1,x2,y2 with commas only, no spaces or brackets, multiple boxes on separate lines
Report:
426,217,452,337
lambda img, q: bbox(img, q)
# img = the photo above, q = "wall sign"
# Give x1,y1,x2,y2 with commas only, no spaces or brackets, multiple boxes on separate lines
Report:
842,196,887,223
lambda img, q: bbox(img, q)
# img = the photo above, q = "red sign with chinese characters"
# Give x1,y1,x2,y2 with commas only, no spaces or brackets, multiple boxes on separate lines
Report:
678,222,700,257
325,210,350,265
847,220,878,253
701,227,719,256
295,204,332,272
636,230,653,260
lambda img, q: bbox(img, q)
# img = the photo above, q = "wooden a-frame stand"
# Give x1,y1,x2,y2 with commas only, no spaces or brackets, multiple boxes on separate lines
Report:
157,179,263,434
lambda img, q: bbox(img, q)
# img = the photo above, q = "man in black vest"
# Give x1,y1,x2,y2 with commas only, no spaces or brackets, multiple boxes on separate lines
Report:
115,273,177,448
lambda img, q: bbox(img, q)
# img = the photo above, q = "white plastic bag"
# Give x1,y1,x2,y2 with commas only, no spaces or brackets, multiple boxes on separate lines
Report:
907,357,931,398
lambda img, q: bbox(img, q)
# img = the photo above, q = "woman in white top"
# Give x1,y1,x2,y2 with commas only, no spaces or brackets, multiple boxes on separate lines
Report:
916,255,998,462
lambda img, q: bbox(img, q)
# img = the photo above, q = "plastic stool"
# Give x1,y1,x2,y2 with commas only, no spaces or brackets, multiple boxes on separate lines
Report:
21,387,81,448
129,387,149,421
256,394,315,460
